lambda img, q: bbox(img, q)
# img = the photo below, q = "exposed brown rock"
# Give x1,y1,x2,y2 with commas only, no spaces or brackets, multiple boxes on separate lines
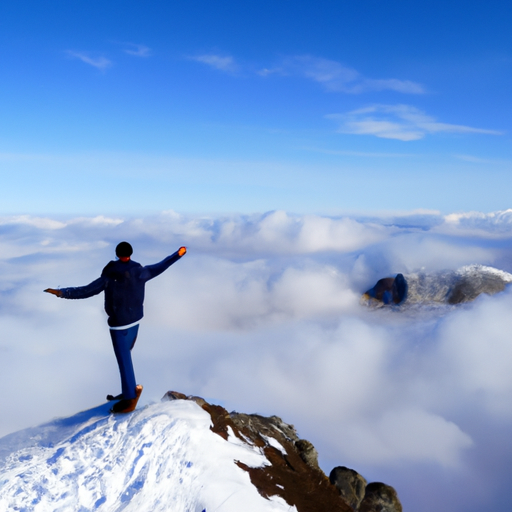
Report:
329,466,367,510
163,391,352,512
163,392,402,512
359,482,402,512
230,420,351,512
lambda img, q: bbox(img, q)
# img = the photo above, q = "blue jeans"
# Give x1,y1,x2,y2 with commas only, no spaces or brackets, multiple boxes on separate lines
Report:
109,325,139,400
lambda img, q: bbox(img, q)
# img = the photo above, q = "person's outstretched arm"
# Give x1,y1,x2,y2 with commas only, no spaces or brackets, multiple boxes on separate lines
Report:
140,246,187,281
44,276,106,299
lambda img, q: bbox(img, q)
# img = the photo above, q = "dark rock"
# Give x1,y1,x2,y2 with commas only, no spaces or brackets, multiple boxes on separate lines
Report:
329,466,367,510
364,277,397,304
363,274,407,305
359,482,402,512
295,439,320,470
162,390,207,407
447,272,508,304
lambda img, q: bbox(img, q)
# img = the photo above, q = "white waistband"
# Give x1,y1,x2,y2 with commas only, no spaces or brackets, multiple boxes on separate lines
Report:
109,320,140,331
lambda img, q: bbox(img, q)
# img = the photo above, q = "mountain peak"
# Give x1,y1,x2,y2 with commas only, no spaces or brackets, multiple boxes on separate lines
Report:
0,391,402,512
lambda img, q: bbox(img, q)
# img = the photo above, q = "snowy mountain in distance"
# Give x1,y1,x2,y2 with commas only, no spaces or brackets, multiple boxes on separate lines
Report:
0,395,296,512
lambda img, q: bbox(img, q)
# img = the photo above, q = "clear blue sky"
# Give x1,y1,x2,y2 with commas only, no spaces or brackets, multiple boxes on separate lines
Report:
1,0,511,215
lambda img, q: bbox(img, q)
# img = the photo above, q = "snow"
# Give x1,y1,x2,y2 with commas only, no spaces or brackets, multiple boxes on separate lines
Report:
0,399,297,512
262,435,287,456
456,264,512,282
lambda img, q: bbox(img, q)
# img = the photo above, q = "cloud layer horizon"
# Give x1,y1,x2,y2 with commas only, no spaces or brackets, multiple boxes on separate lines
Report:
1,209,512,512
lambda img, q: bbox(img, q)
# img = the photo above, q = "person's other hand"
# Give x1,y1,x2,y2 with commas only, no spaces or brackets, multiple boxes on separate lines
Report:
44,288,63,297
178,246,187,257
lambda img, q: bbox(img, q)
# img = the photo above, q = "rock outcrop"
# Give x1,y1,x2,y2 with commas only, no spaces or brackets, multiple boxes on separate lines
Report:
362,264,512,308
359,482,403,512
329,466,367,510
163,391,402,512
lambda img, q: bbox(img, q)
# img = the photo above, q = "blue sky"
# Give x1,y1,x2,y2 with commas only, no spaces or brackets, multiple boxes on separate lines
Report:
1,0,511,215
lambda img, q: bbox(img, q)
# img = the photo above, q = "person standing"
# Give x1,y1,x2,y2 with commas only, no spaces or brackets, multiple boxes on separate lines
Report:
45,242,187,413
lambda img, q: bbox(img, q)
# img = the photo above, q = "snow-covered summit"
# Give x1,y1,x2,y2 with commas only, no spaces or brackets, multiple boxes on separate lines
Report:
0,391,401,512
0,395,294,512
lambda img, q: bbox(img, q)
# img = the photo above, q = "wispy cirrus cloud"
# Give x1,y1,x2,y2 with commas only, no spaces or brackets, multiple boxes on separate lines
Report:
66,51,112,70
302,147,415,158
362,77,424,94
454,154,510,165
262,55,425,94
188,53,237,73
122,43,151,57
190,53,423,94
327,104,503,141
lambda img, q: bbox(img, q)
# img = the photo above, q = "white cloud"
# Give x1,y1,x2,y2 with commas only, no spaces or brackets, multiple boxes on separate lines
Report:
363,78,425,94
269,55,425,94
257,67,283,77
67,215,124,227
207,210,393,255
441,209,512,235
301,147,415,158
189,54,237,72
123,43,151,57
327,104,503,141
438,292,512,417
0,215,66,230
454,154,508,164
193,52,423,93
2,210,512,512
285,55,360,91
66,51,112,70
342,408,473,467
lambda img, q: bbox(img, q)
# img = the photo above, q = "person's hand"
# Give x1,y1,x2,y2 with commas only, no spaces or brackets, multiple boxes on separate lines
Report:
178,246,187,257
44,288,63,297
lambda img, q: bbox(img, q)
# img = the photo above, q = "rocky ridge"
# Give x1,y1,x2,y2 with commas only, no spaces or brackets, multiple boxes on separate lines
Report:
164,391,403,512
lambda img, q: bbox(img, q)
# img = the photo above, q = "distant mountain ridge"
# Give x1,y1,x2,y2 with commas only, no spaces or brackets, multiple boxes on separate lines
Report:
0,391,402,512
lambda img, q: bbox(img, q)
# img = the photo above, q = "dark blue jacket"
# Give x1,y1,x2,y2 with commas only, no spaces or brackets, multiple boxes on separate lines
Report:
60,250,183,327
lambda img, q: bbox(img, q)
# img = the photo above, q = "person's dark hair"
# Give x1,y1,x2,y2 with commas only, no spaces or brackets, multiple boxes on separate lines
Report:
116,241,133,258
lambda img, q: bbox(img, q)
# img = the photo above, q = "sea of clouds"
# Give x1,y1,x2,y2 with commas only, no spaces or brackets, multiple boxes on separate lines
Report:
1,209,512,512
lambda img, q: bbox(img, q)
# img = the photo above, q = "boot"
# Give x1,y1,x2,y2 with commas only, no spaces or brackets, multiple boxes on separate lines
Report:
110,385,143,413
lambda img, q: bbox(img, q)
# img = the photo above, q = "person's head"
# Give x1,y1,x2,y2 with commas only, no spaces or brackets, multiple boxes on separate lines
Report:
116,241,133,262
